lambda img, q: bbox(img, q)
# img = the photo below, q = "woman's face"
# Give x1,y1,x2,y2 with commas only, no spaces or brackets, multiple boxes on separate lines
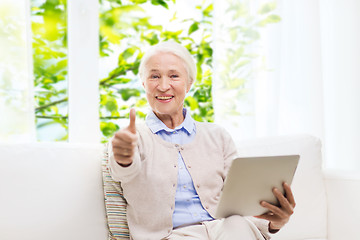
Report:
142,52,191,119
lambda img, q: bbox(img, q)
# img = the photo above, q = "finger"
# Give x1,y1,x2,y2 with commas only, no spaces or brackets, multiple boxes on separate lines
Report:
113,155,133,165
128,108,136,134
112,136,136,149
113,147,134,157
254,211,272,219
255,213,278,222
260,200,285,218
276,192,294,215
114,152,133,159
283,182,296,208
272,186,294,214
273,188,294,215
114,130,138,144
114,151,134,160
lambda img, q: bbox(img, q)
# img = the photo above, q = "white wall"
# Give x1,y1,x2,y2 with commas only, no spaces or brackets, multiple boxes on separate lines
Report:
320,0,360,170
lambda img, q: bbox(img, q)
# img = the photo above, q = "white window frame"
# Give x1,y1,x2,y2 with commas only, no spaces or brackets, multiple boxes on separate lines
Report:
67,0,100,143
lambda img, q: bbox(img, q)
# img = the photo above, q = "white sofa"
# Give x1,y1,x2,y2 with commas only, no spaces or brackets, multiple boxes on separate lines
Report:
0,135,359,240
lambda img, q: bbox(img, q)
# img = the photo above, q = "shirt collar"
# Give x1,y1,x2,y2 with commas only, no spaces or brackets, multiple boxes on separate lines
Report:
145,108,195,135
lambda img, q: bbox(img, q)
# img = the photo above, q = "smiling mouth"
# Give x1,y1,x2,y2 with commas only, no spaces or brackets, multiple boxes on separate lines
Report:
156,96,174,100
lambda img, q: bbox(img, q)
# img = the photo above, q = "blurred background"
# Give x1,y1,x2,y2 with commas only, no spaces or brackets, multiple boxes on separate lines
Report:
1,0,359,171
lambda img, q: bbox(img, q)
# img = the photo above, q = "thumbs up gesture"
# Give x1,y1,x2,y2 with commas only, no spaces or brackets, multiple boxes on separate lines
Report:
112,108,138,167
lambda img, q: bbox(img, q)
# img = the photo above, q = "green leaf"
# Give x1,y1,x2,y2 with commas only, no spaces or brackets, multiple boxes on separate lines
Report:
106,78,132,85
118,88,141,101
203,4,213,17
258,2,277,15
141,32,160,45
151,0,169,9
130,0,147,3
188,22,199,35
100,122,120,137
257,14,281,27
108,65,127,79
135,97,148,107
185,96,199,110
118,47,137,64
161,30,183,40
105,97,118,112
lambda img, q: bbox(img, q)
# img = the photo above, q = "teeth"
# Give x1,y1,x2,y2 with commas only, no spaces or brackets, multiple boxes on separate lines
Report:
157,96,173,100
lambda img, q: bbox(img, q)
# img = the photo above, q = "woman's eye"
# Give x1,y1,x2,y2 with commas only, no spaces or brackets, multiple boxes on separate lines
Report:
150,75,160,79
170,74,179,78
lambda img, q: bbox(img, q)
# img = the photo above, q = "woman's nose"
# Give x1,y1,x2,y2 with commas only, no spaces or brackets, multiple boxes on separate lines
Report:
157,78,171,92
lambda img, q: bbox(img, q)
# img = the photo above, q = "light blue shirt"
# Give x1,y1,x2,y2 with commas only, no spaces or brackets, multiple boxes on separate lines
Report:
145,109,213,228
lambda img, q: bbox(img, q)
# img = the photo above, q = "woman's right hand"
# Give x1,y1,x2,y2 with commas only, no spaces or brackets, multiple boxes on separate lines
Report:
111,108,137,167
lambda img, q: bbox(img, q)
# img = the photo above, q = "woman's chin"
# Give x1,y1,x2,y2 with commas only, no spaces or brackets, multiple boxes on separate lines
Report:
152,106,183,117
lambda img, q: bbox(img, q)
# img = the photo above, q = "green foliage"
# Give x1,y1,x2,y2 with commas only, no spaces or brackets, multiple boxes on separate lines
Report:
215,0,280,120
31,0,214,142
31,0,68,141
98,0,214,142
31,0,279,142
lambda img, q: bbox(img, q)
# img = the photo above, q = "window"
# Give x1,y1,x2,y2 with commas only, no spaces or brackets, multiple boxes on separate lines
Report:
3,0,360,171
31,0,68,141
30,0,214,143
0,0,35,142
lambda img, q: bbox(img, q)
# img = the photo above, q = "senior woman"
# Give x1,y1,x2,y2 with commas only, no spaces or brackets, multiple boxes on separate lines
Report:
108,41,295,240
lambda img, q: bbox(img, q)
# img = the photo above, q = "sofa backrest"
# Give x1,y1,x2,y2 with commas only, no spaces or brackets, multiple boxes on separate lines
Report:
236,135,327,240
0,143,108,240
0,135,327,240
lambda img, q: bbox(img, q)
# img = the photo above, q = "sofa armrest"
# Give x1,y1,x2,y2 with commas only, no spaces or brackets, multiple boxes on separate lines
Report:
323,170,360,240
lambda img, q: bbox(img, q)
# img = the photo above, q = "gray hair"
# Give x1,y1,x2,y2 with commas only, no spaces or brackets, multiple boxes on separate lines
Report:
138,41,197,85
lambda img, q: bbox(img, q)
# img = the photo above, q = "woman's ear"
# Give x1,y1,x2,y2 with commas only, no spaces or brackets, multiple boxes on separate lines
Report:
142,81,145,89
186,79,193,93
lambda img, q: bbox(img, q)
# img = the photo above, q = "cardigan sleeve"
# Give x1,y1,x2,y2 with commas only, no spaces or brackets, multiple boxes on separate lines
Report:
246,216,272,240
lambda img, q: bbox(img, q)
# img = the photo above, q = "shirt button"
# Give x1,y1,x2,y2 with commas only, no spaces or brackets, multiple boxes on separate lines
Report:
180,147,184,150
187,165,191,168
174,164,177,168
172,184,176,187
183,185,187,189
197,184,200,188
206,206,209,209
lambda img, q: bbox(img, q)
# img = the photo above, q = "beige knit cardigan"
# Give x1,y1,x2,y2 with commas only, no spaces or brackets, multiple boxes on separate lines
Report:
103,122,270,240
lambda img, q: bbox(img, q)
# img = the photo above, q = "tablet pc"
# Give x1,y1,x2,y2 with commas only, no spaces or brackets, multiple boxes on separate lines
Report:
215,155,299,218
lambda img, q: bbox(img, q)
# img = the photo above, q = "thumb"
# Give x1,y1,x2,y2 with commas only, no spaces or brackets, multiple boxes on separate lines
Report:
128,108,136,134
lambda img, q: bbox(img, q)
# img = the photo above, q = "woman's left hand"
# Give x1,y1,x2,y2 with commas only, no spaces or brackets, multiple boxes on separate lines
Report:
255,182,296,232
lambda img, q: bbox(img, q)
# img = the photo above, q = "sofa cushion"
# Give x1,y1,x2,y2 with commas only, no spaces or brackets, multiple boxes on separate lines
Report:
102,144,130,239
236,135,327,240
0,143,108,240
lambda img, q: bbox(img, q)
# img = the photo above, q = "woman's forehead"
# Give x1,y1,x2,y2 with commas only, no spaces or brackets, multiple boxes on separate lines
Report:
145,52,185,69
